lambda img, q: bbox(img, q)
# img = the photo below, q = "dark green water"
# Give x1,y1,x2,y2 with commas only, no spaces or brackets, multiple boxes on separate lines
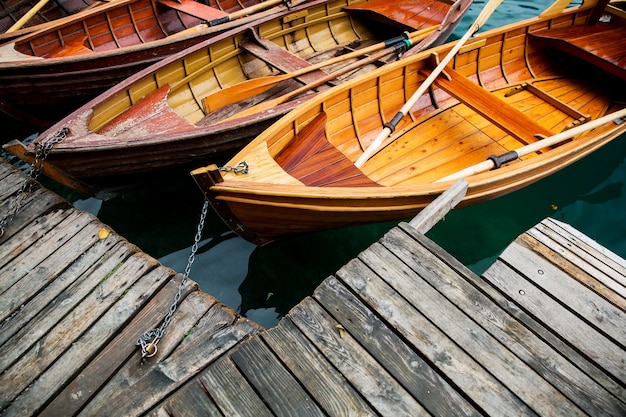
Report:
2,0,624,329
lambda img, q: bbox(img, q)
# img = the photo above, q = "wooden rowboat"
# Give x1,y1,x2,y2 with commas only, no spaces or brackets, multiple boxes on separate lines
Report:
3,0,472,196
0,0,302,127
190,0,626,245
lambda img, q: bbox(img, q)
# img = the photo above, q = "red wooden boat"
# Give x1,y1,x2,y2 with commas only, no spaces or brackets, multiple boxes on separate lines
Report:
0,0,295,126
3,0,472,197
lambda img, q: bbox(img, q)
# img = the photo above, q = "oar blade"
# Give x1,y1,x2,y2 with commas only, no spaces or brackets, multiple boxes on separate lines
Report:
202,75,288,113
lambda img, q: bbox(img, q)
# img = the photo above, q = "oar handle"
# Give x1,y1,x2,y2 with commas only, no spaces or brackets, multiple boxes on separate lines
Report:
6,0,50,32
435,108,626,182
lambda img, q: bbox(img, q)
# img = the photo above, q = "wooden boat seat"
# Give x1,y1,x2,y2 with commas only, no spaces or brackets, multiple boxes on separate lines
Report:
45,36,92,58
276,112,381,187
428,66,554,145
529,23,626,81
157,0,229,24
240,31,329,85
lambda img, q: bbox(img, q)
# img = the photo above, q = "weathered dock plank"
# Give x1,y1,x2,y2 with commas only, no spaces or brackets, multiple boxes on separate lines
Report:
197,356,273,417
2,157,625,417
0,159,263,417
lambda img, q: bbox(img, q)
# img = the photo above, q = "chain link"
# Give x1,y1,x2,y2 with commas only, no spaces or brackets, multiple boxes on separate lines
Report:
0,128,70,238
136,199,209,359
219,161,249,174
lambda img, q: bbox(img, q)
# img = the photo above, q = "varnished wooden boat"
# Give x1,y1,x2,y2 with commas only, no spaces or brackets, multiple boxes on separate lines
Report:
189,0,626,245
0,0,301,126
3,0,472,196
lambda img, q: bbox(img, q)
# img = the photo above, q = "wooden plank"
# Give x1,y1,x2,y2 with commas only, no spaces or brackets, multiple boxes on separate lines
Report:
230,336,326,417
496,236,626,343
546,218,626,279
72,289,219,417
0,236,124,352
0,210,97,311
2,262,172,417
199,356,274,417
534,218,626,294
80,308,260,417
288,297,430,416
313,277,481,416
360,234,585,417
482,257,626,385
0,218,105,321
0,171,24,200
157,0,227,22
519,231,626,307
393,223,626,416
430,66,553,144
0,187,68,243
408,178,467,233
262,318,378,417
39,274,199,417
149,378,222,417
0,207,71,271
0,161,17,181
239,34,329,85
0,252,155,414
402,222,626,403
334,255,536,415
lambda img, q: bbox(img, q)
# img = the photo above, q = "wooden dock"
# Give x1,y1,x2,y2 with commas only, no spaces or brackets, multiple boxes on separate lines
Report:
1,158,625,416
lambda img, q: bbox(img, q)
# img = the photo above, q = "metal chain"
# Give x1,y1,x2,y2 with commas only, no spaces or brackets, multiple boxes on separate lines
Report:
136,198,209,359
0,128,70,238
219,161,249,174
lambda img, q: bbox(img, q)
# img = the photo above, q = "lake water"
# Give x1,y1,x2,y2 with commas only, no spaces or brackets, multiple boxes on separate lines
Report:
1,0,624,329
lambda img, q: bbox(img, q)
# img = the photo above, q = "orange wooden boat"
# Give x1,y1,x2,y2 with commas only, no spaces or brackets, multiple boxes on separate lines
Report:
3,0,471,196
0,0,297,126
190,0,626,245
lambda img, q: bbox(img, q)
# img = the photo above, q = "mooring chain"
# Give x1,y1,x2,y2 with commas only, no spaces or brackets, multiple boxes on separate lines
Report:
0,128,70,238
136,199,209,359
219,161,249,174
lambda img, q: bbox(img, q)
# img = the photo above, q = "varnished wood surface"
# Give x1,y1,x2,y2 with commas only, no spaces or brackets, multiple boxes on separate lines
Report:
189,0,626,244
1,158,625,416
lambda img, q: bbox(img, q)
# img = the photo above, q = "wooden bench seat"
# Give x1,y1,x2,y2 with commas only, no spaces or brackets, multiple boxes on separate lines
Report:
429,66,553,145
240,31,329,85
529,23,626,81
157,0,229,24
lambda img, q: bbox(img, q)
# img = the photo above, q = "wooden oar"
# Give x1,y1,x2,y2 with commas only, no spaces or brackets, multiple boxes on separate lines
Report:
218,38,417,121
354,0,503,168
202,26,438,113
6,0,50,32
434,108,626,182
210,0,294,25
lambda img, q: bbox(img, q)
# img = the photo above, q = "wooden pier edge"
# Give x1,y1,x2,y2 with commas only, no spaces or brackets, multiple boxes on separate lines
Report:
1,158,625,416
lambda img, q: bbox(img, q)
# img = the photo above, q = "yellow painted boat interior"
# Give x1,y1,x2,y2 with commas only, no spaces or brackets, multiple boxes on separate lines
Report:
87,0,400,131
